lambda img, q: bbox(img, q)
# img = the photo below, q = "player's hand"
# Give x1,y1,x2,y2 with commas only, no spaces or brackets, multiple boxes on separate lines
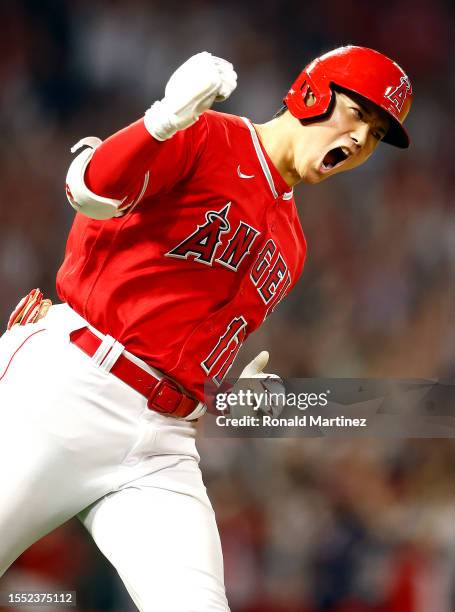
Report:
7,289,52,330
229,351,285,419
144,52,237,141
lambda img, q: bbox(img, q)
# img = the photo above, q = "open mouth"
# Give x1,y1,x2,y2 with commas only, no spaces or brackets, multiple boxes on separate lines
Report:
321,147,349,171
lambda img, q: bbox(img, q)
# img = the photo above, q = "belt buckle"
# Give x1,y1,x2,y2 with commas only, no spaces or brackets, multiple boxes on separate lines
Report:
147,378,186,416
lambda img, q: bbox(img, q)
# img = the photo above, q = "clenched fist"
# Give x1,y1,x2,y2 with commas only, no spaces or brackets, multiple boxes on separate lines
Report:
145,52,238,141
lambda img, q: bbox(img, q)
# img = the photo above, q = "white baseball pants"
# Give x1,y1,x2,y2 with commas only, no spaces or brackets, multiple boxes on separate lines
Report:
0,304,229,611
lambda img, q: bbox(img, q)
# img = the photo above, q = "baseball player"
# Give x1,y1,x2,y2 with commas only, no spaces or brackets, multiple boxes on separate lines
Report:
0,46,412,611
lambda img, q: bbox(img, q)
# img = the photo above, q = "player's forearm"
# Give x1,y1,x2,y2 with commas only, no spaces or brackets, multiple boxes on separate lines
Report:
84,118,160,200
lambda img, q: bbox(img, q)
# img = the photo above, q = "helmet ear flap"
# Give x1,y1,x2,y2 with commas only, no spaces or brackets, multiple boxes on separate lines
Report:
285,69,334,121
300,86,336,124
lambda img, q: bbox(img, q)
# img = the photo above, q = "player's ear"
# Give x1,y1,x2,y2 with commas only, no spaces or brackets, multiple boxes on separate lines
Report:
304,87,316,107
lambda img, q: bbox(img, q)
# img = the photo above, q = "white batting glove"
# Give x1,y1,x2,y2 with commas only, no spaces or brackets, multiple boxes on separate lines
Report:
144,52,237,141
229,351,285,419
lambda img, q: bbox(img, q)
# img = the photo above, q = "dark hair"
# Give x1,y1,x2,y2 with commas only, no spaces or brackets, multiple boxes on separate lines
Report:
273,104,288,119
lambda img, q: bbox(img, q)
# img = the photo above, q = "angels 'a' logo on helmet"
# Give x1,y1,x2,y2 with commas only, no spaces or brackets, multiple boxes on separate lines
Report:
385,75,412,113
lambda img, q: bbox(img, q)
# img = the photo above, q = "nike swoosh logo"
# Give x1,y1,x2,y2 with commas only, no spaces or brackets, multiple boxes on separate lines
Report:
237,165,255,179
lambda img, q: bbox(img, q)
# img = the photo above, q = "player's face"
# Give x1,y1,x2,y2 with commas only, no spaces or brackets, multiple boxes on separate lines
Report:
293,91,389,184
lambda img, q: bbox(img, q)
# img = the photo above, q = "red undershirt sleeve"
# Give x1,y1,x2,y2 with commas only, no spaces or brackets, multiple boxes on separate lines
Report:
84,116,208,201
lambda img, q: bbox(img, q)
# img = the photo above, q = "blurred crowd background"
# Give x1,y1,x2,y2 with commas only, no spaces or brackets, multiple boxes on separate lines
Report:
1,0,455,611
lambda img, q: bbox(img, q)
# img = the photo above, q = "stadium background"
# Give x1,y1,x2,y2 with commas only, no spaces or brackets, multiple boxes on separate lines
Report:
1,1,454,610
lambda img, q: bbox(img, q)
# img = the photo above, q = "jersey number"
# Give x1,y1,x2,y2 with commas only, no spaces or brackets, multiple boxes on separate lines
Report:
201,316,247,385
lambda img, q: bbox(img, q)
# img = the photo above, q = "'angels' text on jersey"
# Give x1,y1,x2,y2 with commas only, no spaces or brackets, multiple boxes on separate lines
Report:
166,202,290,315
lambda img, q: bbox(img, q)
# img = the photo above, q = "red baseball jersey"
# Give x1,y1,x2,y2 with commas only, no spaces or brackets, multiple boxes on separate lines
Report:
57,110,307,401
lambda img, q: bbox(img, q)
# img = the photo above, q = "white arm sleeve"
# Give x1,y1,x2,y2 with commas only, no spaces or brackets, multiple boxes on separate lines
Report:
65,137,126,220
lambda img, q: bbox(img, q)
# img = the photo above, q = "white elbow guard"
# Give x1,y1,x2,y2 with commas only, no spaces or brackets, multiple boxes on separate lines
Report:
65,137,125,220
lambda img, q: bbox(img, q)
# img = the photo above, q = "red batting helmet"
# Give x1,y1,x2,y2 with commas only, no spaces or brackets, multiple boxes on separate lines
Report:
284,46,412,148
